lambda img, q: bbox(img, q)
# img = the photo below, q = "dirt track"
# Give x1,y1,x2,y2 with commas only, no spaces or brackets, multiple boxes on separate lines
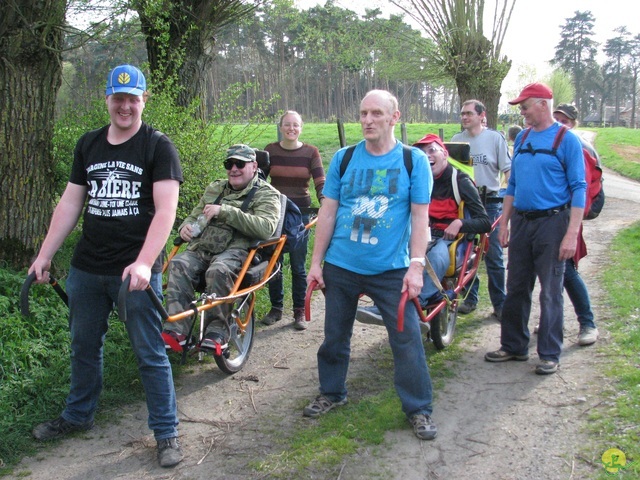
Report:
10,163,640,480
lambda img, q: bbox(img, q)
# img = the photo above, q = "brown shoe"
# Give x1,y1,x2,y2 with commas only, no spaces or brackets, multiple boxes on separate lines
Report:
293,308,307,330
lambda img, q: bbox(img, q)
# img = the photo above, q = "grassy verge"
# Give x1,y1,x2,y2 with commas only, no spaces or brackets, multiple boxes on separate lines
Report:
588,223,640,478
591,127,640,181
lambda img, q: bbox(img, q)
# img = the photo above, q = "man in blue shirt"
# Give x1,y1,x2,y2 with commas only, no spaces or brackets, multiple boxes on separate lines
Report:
485,83,586,375
304,90,437,440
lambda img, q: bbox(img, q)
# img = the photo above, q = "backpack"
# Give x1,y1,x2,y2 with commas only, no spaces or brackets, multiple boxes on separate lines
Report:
517,126,605,220
582,145,604,220
282,197,308,253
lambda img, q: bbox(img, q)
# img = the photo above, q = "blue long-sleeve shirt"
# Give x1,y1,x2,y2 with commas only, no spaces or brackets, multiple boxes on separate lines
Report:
507,123,586,211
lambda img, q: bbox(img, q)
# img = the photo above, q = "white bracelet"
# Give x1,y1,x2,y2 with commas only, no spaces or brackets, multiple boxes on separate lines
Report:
410,257,426,267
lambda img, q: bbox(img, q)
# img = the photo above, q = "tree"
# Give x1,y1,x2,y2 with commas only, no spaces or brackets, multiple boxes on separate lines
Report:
552,10,599,118
133,0,257,113
628,34,640,128
0,0,67,269
603,27,632,126
390,0,516,128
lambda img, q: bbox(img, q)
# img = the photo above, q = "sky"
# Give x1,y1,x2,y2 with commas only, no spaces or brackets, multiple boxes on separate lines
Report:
293,0,640,102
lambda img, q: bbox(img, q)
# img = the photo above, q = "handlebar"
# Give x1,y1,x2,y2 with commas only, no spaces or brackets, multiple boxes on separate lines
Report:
304,280,325,322
117,275,169,322
21,271,69,317
397,291,428,332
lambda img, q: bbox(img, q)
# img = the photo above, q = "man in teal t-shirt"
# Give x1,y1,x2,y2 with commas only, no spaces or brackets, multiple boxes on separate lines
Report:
303,89,438,441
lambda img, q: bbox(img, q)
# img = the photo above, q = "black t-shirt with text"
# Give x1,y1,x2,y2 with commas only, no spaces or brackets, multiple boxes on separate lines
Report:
70,123,183,275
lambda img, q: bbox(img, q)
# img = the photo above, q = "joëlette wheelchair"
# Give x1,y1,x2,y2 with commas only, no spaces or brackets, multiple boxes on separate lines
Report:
20,149,292,375
155,149,293,373
304,142,500,350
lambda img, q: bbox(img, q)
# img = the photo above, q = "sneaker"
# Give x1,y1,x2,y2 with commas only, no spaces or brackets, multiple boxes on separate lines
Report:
303,395,347,418
293,308,307,330
535,360,559,375
32,416,94,441
484,349,529,362
355,305,384,325
578,327,599,346
457,302,476,314
157,437,183,468
409,414,437,440
162,330,187,352
260,307,283,326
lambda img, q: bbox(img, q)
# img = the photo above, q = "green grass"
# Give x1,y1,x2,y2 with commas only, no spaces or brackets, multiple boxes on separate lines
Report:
249,122,463,168
592,127,640,181
588,223,640,478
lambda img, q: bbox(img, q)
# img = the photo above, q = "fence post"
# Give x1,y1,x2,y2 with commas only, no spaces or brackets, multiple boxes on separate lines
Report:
439,127,444,141
276,123,282,142
401,123,407,144
337,119,346,147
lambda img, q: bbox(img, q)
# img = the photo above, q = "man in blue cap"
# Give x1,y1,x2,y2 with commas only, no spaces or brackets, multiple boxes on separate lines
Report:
29,65,184,467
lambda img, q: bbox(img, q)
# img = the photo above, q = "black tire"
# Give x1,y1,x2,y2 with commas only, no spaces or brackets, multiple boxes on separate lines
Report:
214,295,255,374
430,301,457,350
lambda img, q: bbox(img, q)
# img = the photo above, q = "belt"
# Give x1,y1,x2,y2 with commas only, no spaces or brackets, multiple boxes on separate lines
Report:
485,196,503,203
516,203,570,220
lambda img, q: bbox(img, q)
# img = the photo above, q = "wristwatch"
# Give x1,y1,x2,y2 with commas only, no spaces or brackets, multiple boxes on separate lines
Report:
410,257,426,267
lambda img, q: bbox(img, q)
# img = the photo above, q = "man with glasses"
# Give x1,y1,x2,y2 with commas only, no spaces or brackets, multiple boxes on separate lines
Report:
485,83,586,375
163,144,281,350
451,99,511,321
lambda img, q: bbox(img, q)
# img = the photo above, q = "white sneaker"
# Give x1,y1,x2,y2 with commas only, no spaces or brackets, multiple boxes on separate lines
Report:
578,327,599,346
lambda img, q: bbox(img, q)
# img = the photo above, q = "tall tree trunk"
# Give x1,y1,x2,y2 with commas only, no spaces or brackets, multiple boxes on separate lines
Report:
0,0,66,269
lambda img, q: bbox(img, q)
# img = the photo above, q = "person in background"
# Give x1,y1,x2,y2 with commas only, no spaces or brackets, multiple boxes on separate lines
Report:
29,64,184,467
545,103,598,346
303,90,437,441
507,125,523,154
451,100,511,322
163,145,281,350
485,83,586,375
261,111,325,330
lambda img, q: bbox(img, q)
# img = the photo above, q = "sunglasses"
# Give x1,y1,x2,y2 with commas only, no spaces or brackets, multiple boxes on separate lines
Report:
223,159,251,170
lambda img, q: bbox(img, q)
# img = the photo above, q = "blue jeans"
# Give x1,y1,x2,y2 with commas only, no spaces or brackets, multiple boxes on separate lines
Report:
465,201,506,311
501,211,569,363
419,238,451,305
564,258,596,329
64,267,178,440
317,263,433,417
268,214,309,311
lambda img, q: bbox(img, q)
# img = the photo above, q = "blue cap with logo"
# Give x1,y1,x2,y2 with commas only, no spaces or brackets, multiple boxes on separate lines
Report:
105,65,146,96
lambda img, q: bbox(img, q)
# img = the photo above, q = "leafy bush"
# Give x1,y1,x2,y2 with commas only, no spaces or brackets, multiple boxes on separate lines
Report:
0,268,147,470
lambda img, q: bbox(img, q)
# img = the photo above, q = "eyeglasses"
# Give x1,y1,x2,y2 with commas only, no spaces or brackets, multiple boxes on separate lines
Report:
223,159,251,170
424,145,442,155
520,99,544,111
